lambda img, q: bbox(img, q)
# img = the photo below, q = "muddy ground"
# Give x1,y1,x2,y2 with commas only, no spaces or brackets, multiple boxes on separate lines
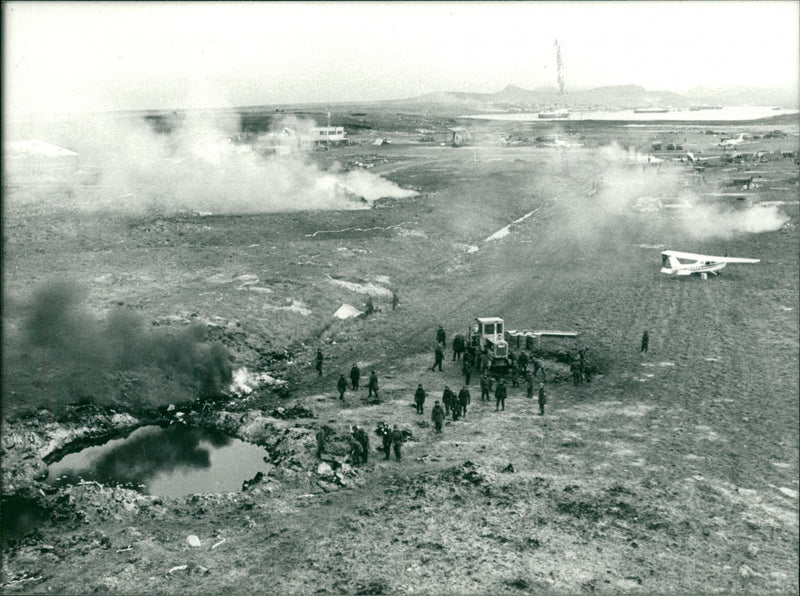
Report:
2,114,798,594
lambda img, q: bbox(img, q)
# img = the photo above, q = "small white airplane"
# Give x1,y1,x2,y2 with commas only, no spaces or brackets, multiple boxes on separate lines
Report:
719,134,746,148
660,250,760,278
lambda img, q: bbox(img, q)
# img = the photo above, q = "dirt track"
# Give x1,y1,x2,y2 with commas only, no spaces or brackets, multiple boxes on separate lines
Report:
2,118,798,593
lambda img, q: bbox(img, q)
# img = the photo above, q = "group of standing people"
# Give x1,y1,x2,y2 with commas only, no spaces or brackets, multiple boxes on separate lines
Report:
335,363,379,401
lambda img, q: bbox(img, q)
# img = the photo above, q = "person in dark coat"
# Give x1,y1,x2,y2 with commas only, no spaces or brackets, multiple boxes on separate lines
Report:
368,371,379,399
451,395,461,421
315,350,324,376
350,363,360,390
391,425,404,460
442,385,454,416
641,330,649,353
382,427,393,459
480,373,490,401
414,384,426,414
495,380,507,411
432,345,444,371
431,401,445,433
349,435,364,465
458,386,471,417
517,351,529,373
462,359,471,385
538,383,547,415
392,291,399,311
436,326,446,346
452,335,465,361
365,296,375,316
337,374,348,400
526,373,534,398
352,425,369,463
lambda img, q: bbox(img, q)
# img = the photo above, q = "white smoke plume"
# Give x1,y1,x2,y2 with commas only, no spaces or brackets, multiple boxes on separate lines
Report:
681,204,789,239
9,111,415,214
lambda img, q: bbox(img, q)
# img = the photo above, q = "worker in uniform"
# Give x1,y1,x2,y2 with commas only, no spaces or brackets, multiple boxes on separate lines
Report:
368,371,379,399
458,385,471,417
526,373,534,399
352,425,370,463
315,350,324,376
432,345,444,371
431,401,445,433
391,425,404,460
337,374,348,400
442,385,454,416
462,358,471,385
452,335,464,361
381,426,393,460
538,383,547,416
436,326,446,347
350,363,360,390
480,373,490,401
349,434,364,465
495,379,507,411
451,394,461,421
641,330,649,353
517,350,529,374
414,384,426,414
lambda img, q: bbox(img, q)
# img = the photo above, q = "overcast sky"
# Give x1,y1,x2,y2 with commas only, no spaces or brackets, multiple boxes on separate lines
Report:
4,1,799,116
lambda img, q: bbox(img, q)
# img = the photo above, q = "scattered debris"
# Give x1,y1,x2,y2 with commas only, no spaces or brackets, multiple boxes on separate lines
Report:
334,303,364,320
212,538,226,550
186,535,201,548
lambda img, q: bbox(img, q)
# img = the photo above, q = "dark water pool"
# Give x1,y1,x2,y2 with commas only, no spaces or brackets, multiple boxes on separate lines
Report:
46,424,269,498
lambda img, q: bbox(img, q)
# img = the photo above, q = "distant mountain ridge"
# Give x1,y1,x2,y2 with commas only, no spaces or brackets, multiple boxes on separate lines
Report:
389,84,799,110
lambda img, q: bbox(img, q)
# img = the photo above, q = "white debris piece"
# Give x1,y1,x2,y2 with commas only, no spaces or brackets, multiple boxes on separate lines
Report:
186,535,201,548
333,304,363,320
484,209,537,242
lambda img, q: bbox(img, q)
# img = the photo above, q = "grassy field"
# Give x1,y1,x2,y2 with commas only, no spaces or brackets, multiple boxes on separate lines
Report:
1,111,798,593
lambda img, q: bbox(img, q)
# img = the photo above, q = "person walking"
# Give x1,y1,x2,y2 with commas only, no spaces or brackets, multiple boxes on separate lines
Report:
414,384,426,414
350,363,360,390
337,374,348,400
432,345,444,371
315,349,324,376
431,401,445,433
641,330,649,353
538,383,547,415
391,425,404,460
458,385,471,417
495,379,507,411
368,371,380,399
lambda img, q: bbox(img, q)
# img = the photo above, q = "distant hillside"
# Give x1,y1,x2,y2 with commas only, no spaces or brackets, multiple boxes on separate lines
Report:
387,84,798,111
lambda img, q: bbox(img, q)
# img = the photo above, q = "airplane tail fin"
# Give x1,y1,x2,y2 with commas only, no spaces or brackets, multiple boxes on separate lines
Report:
660,254,683,274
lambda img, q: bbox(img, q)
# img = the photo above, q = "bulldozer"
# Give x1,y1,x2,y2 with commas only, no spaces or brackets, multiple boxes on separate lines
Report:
467,317,510,376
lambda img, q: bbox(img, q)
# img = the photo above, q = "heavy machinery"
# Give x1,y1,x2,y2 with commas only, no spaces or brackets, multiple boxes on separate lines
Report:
467,316,581,377
468,317,510,376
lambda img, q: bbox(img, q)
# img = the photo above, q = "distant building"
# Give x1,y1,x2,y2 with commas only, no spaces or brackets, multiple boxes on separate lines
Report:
300,126,346,150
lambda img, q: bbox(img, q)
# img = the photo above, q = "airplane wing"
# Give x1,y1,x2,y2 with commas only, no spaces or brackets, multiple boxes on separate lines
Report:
661,250,759,263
